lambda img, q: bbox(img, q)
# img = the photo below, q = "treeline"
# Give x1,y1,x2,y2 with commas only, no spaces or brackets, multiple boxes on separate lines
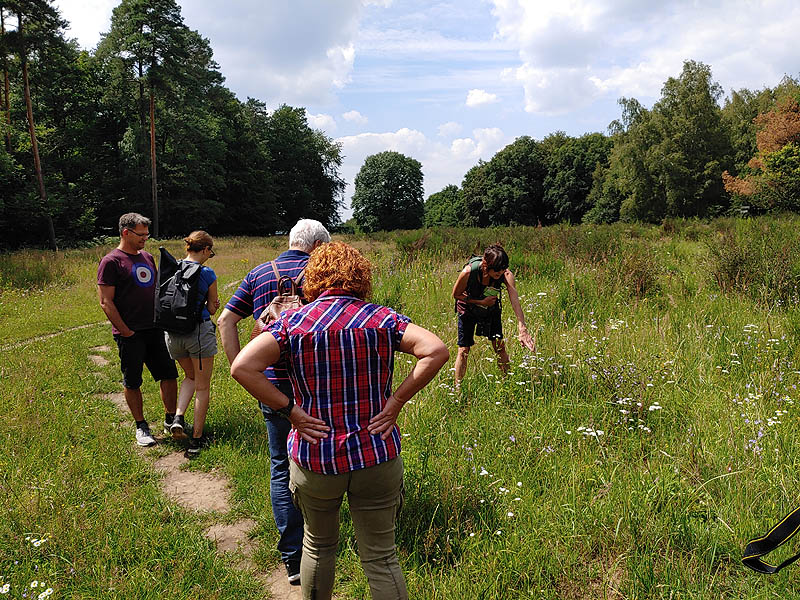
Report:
0,0,344,250
424,61,800,228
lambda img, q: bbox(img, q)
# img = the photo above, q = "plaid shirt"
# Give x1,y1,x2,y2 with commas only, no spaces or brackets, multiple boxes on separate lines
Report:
225,249,308,382
268,290,411,474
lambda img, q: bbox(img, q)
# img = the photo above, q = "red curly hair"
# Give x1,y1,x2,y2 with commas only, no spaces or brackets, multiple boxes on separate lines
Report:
303,242,372,301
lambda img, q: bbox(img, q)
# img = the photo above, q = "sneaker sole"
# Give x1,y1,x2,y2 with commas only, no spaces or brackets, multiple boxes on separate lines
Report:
136,438,156,447
170,424,187,440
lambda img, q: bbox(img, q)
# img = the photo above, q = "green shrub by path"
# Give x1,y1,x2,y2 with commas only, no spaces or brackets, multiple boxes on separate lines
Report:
6,218,800,598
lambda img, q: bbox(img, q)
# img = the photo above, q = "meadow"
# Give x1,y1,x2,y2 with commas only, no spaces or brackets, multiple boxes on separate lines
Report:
3,216,800,598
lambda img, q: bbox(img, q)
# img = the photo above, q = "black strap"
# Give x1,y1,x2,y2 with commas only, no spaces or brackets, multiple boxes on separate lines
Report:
743,504,800,574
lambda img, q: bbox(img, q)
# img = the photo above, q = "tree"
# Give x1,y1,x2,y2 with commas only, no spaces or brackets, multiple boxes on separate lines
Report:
3,0,65,250
351,151,423,232
601,61,733,222
543,132,612,223
1,5,11,151
97,0,203,237
424,184,463,227
262,104,344,230
461,136,548,226
723,96,800,211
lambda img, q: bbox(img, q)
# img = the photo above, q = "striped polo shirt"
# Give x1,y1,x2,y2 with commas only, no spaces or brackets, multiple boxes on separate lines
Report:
225,249,309,382
268,290,411,474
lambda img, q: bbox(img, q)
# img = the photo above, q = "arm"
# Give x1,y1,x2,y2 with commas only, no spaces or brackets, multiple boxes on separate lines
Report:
97,285,135,337
206,280,220,315
452,267,496,307
217,308,244,366
230,332,329,443
368,323,450,440
503,270,535,351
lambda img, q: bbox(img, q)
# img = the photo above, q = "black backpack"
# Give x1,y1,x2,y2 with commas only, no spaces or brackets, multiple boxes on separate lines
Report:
155,247,203,334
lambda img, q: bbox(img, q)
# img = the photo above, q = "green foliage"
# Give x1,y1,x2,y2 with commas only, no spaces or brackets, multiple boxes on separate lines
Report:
544,132,612,223
8,219,800,597
608,61,734,224
352,150,424,232
0,1,344,249
462,136,548,227
424,184,463,227
707,215,800,306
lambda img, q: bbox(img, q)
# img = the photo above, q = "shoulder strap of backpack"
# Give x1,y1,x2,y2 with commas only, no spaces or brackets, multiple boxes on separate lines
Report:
466,256,483,293
272,261,306,296
177,259,202,280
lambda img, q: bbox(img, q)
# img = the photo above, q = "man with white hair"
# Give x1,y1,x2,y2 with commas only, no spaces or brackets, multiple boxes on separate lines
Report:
218,218,330,585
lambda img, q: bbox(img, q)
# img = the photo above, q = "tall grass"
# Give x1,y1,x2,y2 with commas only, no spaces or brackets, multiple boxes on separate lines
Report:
4,217,800,598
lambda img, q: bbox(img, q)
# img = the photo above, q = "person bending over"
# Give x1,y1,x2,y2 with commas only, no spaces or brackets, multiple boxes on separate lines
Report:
452,244,535,388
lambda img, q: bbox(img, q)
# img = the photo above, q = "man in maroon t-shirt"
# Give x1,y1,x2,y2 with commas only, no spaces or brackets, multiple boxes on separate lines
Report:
97,213,178,447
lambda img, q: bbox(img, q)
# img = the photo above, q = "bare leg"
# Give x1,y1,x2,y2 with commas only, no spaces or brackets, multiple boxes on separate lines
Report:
492,338,510,376
175,357,196,416
454,346,470,389
123,387,145,421
159,378,177,414
191,356,214,438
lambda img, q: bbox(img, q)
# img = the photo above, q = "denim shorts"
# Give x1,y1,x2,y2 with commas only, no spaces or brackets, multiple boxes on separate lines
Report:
114,328,179,389
164,320,218,360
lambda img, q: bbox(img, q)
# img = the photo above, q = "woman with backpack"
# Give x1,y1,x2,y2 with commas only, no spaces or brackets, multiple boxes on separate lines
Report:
452,244,535,388
165,230,219,455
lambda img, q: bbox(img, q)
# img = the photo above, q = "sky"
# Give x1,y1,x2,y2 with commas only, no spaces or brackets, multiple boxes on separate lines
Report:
53,0,800,220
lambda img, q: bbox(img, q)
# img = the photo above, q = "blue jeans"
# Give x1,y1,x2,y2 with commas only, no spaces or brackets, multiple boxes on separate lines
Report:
260,382,303,564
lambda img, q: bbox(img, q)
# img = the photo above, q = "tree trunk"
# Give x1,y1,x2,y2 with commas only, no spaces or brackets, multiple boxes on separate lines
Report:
1,7,11,152
19,13,57,251
150,90,158,238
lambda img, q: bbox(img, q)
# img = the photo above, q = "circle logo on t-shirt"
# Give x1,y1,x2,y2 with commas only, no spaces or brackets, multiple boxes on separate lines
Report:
133,263,154,287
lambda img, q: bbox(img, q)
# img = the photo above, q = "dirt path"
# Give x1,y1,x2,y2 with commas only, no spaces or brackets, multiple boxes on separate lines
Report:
89,344,303,600
1,321,106,352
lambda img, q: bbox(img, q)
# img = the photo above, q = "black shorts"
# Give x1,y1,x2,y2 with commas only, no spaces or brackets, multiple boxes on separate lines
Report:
457,309,503,347
114,328,179,389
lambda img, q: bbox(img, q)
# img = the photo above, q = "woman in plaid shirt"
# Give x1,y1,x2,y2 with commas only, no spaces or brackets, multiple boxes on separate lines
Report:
232,242,449,600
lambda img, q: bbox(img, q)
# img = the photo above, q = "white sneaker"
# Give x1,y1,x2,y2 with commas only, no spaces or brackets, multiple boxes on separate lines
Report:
135,423,156,447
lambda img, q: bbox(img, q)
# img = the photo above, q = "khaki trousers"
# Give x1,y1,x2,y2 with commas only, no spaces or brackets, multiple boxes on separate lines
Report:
289,457,407,600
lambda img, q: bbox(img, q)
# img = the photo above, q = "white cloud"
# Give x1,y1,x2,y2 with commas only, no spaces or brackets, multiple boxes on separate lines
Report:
466,88,499,107
450,128,505,161
490,0,800,114
336,126,509,217
342,110,369,125
178,0,365,105
53,0,116,49
438,121,462,137
307,113,337,132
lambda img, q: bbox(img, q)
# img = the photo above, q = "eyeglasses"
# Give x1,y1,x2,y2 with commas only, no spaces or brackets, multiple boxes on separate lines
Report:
125,228,150,239
207,247,216,258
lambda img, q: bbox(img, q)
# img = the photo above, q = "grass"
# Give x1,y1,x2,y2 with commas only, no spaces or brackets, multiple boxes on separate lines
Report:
4,217,800,597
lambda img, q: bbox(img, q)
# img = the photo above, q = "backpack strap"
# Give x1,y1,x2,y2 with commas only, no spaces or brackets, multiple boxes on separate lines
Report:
271,261,305,296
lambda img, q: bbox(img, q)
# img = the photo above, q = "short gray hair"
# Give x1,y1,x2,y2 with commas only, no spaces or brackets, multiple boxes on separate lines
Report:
119,212,151,235
289,219,330,252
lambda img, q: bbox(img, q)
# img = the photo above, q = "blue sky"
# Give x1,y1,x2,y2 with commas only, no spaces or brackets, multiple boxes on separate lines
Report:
54,0,800,219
